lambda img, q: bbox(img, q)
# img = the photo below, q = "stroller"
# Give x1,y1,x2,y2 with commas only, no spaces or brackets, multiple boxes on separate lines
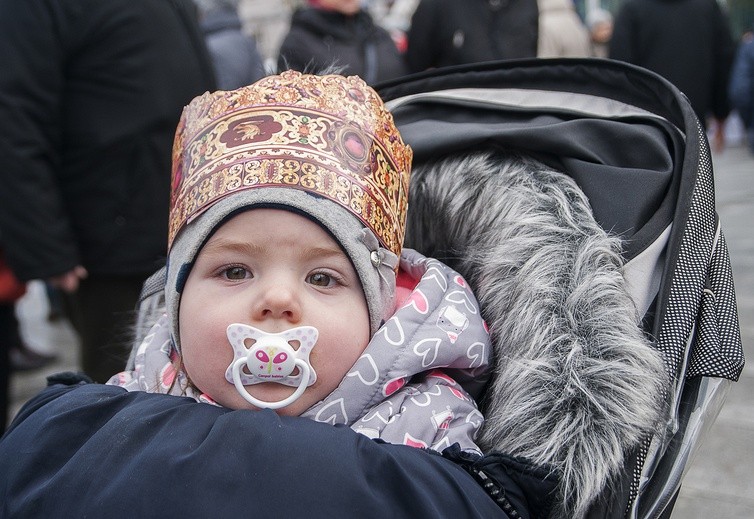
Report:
130,59,744,518
372,58,745,518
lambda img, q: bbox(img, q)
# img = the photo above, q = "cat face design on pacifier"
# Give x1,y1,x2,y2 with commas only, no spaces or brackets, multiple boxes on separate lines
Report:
225,324,318,409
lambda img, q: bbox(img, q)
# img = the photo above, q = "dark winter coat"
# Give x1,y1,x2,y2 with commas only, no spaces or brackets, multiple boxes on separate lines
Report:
0,0,216,280
729,37,754,128
277,7,408,85
405,0,539,73
609,0,736,123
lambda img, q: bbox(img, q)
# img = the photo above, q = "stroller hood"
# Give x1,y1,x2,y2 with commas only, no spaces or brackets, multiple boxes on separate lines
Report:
377,58,744,518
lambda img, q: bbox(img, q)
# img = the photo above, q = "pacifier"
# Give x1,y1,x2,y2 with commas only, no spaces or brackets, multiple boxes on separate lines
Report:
225,324,318,409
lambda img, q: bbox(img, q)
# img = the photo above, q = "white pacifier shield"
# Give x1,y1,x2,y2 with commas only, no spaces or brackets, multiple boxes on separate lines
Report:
225,324,318,409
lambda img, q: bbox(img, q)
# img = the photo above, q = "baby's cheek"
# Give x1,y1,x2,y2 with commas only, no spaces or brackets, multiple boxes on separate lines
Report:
183,340,224,378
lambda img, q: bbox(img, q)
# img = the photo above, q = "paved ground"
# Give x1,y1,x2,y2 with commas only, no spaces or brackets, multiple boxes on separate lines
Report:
8,140,754,518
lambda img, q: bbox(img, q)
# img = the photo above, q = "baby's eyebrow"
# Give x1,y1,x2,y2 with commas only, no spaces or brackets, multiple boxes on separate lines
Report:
296,245,348,263
201,238,263,257
301,245,345,256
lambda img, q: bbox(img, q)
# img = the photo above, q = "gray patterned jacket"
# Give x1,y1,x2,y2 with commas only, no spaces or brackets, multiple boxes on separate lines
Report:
109,248,491,453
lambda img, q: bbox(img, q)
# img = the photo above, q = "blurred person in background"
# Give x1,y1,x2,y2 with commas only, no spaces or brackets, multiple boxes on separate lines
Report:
586,7,613,58
195,0,267,89
367,0,420,53
537,0,592,58
609,0,736,145
0,0,216,384
405,0,539,73
729,26,754,153
277,0,408,85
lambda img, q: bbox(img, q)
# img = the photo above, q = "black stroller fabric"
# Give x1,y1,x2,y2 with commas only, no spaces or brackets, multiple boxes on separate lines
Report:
376,58,744,518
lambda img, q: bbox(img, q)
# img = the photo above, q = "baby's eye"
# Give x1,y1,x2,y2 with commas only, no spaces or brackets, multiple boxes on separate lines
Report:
307,272,335,287
222,266,250,280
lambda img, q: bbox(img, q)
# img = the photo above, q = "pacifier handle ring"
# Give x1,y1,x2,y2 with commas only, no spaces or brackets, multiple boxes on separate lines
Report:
231,357,311,410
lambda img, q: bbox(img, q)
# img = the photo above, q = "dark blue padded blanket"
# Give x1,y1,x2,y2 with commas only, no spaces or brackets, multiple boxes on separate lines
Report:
0,376,554,518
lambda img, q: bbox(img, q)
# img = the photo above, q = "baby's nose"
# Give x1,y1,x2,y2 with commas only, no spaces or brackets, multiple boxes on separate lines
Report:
253,281,302,322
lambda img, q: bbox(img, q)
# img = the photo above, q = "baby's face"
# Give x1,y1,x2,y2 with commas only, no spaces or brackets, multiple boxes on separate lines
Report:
178,208,370,416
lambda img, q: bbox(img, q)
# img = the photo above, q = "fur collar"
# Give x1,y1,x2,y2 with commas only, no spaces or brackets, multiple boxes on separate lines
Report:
406,151,668,518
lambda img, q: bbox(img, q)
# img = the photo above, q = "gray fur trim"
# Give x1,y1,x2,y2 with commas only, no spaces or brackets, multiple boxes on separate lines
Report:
406,151,667,518
166,187,396,352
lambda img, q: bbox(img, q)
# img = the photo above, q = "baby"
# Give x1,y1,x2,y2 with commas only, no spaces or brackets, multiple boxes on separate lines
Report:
109,71,490,453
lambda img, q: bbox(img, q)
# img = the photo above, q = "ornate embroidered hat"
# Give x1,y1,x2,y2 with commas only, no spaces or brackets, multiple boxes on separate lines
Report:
165,72,413,347
168,70,412,258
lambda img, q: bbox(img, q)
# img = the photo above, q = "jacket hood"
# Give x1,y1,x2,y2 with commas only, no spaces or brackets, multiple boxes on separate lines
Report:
303,248,491,426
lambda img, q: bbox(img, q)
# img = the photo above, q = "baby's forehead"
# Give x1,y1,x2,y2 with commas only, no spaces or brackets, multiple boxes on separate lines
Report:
206,206,349,257
224,206,310,224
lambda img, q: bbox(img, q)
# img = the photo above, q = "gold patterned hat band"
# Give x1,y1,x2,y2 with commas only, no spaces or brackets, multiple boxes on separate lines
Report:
169,71,413,258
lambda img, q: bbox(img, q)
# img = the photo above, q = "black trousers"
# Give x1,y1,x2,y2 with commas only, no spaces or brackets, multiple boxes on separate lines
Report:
62,274,148,384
